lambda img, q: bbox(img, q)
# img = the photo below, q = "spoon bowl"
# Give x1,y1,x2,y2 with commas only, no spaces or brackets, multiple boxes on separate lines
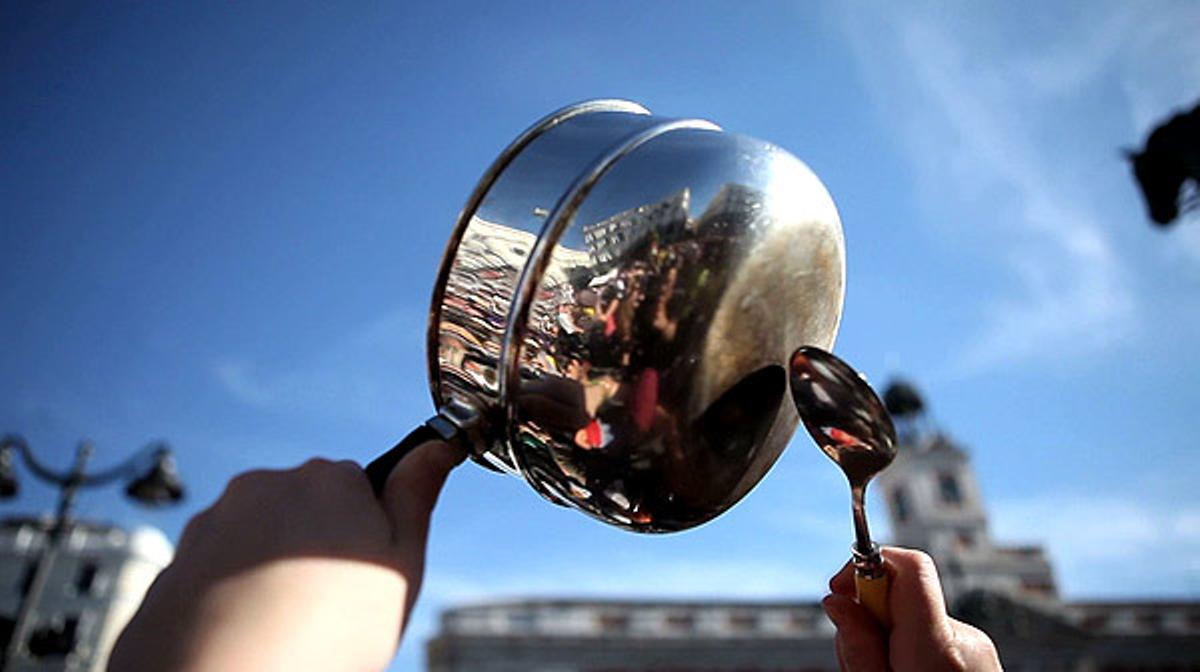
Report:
787,346,896,489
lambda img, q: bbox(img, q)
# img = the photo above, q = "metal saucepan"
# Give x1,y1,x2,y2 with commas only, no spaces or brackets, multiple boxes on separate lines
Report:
366,99,846,532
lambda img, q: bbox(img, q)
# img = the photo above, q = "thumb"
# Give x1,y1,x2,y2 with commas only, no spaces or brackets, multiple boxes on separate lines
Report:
381,440,466,549
823,594,888,671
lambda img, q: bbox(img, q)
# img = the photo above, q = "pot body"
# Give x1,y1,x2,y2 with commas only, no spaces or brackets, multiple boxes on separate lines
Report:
428,100,845,531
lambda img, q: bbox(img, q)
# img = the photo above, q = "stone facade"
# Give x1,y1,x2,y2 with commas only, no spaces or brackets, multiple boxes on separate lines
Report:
428,600,839,672
0,518,172,671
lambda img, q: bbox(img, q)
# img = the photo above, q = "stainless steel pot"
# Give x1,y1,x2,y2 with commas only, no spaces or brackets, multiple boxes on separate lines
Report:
366,99,845,532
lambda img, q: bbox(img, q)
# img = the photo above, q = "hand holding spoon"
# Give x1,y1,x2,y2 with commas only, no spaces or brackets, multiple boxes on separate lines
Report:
788,346,898,627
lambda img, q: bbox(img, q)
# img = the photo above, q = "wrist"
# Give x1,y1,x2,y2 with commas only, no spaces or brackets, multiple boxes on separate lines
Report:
173,558,407,672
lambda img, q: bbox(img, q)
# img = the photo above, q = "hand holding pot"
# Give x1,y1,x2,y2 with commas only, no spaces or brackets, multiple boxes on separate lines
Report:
110,443,463,672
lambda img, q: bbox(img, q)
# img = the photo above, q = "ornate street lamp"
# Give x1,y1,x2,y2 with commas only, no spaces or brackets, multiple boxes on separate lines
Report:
0,434,185,666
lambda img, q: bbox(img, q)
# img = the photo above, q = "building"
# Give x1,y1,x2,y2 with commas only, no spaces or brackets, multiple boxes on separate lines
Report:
694,183,767,238
582,189,691,270
0,518,172,671
875,432,1058,604
876,378,1057,604
427,381,1200,671
427,599,838,672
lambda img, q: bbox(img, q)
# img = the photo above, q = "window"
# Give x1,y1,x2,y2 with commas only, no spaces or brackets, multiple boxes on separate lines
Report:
729,611,758,632
0,616,14,652
1134,612,1162,630
75,561,100,596
891,488,910,523
937,473,963,506
1080,613,1109,631
1020,577,1055,596
508,610,534,628
664,612,694,633
18,562,35,596
27,616,78,659
598,612,629,634
788,610,816,631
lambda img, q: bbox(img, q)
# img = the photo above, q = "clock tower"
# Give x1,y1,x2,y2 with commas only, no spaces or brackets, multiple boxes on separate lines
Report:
876,380,1058,605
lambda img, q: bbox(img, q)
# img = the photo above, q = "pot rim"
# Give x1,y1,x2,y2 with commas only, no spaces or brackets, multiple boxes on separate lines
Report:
425,99,651,412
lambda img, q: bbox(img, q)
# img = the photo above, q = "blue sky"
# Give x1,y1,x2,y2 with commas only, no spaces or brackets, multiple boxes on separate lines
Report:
2,2,1198,669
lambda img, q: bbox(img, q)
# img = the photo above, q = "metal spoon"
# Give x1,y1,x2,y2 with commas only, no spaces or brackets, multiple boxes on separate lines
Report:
788,345,897,626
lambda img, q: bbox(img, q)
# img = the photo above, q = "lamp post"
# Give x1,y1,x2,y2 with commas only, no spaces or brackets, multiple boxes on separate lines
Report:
0,434,184,669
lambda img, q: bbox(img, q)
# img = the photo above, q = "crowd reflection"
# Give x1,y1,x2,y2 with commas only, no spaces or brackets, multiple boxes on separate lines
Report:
435,183,778,528
512,184,777,530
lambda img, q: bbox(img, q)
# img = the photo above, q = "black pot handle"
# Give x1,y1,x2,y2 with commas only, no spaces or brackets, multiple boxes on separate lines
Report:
364,424,443,496
366,402,477,496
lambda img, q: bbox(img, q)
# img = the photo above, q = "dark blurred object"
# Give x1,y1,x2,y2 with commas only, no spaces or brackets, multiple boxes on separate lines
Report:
0,445,18,498
883,379,926,419
1128,99,1200,227
25,617,79,659
0,435,184,666
124,447,185,505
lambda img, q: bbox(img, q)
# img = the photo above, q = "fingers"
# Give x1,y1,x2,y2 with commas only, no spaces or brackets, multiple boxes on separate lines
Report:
825,557,887,671
823,594,888,671
950,620,1004,671
379,440,465,634
381,440,466,550
880,547,953,640
829,560,855,597
826,547,1001,671
294,458,376,502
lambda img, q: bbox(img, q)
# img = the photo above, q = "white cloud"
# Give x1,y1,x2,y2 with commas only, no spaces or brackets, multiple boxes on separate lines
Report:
212,361,274,407
832,3,1200,375
211,308,429,424
1174,510,1200,539
1114,3,1200,138
1011,7,1133,96
1165,212,1200,267
954,196,1133,373
991,494,1200,597
756,506,847,542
